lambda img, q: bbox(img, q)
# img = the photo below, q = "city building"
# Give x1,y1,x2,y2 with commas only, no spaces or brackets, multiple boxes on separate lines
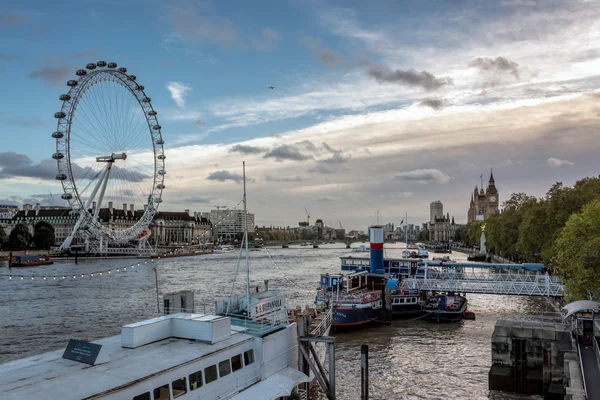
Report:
429,212,456,242
0,202,212,246
315,219,324,239
0,204,18,219
209,208,255,242
430,201,444,223
468,170,500,222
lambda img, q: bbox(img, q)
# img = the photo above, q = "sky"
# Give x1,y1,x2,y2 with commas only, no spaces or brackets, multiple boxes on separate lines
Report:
1,0,600,230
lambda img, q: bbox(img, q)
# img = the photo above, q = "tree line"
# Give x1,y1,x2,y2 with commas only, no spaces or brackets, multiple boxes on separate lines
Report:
455,176,600,300
0,222,56,251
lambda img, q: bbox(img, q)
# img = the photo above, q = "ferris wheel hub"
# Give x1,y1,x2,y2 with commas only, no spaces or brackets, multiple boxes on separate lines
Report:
95,152,127,162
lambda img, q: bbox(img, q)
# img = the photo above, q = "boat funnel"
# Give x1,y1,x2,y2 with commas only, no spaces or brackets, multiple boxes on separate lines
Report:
369,225,384,273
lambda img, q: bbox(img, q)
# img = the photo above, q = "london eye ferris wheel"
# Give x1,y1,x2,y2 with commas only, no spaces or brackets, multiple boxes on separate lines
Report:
52,61,165,252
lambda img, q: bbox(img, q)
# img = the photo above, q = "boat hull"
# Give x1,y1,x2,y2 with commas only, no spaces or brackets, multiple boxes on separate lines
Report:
390,304,424,318
11,261,53,267
423,299,468,322
332,306,381,327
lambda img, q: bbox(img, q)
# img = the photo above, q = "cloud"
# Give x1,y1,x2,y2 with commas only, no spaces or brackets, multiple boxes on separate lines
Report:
309,164,334,174
168,5,238,47
394,169,451,184
184,196,216,203
264,175,306,182
420,98,447,110
166,81,192,107
252,28,281,50
194,119,207,128
299,36,343,67
546,157,574,167
0,152,31,167
0,157,57,180
309,143,350,173
264,145,313,162
316,196,342,202
207,170,244,183
74,49,100,59
573,49,600,63
0,53,18,61
27,65,70,87
0,10,27,28
229,144,268,155
366,63,453,91
469,57,520,79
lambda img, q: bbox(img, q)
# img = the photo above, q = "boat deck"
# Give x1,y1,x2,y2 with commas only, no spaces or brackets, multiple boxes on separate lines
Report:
0,322,252,400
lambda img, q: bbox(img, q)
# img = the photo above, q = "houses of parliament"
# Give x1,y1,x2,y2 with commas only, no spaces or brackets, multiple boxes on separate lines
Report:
467,170,500,222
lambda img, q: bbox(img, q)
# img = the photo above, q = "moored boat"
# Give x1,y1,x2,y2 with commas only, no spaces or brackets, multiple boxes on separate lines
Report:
316,272,383,328
384,279,425,318
423,292,468,322
352,245,369,253
10,255,53,267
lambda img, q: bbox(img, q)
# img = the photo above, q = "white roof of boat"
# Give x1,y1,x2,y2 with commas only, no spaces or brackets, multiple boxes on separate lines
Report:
0,318,253,400
562,300,600,319
230,367,310,400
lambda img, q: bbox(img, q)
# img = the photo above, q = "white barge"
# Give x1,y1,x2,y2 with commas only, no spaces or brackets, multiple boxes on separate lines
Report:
0,291,309,400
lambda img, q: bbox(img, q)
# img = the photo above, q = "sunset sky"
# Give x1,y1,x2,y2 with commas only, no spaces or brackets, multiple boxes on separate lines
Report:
1,0,599,230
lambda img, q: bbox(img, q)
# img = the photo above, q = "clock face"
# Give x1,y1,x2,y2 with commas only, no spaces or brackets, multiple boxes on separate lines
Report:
490,196,497,202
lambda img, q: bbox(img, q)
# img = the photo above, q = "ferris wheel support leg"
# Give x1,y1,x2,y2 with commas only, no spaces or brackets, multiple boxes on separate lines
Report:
94,163,113,220
60,165,111,252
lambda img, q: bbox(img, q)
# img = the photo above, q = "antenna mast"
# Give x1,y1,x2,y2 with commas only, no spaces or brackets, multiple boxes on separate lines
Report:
243,162,250,317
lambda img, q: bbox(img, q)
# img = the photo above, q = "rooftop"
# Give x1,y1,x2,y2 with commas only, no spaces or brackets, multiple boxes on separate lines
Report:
0,314,252,400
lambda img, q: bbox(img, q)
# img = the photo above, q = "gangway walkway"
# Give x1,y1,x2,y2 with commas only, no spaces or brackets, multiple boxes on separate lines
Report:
580,337,600,399
400,269,564,297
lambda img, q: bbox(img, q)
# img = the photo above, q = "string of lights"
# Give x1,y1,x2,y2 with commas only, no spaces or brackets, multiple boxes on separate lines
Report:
262,247,318,294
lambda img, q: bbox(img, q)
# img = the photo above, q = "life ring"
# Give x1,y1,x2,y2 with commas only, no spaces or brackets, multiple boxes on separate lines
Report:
449,304,455,310
334,302,340,308
362,295,368,302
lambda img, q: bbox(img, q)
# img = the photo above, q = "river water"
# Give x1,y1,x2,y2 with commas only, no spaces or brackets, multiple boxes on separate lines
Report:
0,243,555,399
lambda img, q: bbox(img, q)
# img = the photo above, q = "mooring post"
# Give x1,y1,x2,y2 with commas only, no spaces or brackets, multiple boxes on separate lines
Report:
329,341,336,399
8,251,12,268
361,344,369,400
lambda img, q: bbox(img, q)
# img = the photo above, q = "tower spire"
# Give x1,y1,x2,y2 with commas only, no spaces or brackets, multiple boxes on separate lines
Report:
489,168,495,184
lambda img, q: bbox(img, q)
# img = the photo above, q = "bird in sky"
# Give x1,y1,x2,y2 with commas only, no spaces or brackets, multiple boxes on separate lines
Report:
268,86,275,89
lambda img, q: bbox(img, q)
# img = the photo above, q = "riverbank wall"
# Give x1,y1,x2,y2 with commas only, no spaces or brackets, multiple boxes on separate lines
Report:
489,316,584,399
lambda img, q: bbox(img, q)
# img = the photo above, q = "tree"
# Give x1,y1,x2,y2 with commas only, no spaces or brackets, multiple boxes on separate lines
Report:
33,227,55,250
550,200,600,300
418,230,428,241
8,224,32,250
32,221,56,250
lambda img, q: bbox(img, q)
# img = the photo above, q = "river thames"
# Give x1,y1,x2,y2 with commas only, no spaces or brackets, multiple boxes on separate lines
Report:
0,243,555,399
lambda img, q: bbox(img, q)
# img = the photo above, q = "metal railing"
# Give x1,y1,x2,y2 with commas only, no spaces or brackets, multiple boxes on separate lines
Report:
310,309,332,337
227,314,288,336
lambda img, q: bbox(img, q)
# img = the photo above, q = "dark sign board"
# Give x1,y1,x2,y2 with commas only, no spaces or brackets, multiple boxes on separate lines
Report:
62,340,103,366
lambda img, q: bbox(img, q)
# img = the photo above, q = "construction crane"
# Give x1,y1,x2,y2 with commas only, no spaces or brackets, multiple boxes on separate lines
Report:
304,206,311,226
339,221,343,229
213,205,228,210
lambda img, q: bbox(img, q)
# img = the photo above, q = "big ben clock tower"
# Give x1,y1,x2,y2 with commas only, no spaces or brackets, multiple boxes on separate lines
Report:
485,169,499,218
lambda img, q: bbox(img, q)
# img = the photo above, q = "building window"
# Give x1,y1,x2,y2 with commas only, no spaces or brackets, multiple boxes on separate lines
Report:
153,384,170,400
219,359,231,377
205,365,218,384
133,392,150,400
172,377,187,398
231,354,243,372
244,349,255,366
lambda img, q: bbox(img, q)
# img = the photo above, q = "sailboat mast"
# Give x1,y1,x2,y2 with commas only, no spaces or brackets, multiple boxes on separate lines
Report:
405,212,408,249
243,162,250,317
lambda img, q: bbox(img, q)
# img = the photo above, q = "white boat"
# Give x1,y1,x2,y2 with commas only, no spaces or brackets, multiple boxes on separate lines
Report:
0,291,309,400
214,245,235,254
351,245,369,253
416,248,429,259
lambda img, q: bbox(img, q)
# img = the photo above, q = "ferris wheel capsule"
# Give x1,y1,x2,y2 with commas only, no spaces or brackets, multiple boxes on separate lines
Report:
59,94,71,101
67,80,78,87
136,85,145,91
148,110,157,116
54,112,66,118
52,131,64,138
157,154,165,160
118,67,127,73
128,75,136,80
76,69,87,76
97,61,107,67
86,63,97,70
107,62,117,68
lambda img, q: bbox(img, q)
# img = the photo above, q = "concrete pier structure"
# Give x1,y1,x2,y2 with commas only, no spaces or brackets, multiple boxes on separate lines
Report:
489,316,578,399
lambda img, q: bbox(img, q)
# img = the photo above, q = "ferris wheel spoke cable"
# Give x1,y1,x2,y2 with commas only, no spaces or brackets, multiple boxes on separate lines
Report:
79,84,113,148
70,104,111,152
94,78,119,149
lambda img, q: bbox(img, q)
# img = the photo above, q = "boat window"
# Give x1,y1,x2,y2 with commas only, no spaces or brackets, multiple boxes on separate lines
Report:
133,392,150,400
219,359,231,377
172,377,187,398
205,365,218,384
153,384,170,400
189,371,203,390
231,354,243,372
244,349,255,366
